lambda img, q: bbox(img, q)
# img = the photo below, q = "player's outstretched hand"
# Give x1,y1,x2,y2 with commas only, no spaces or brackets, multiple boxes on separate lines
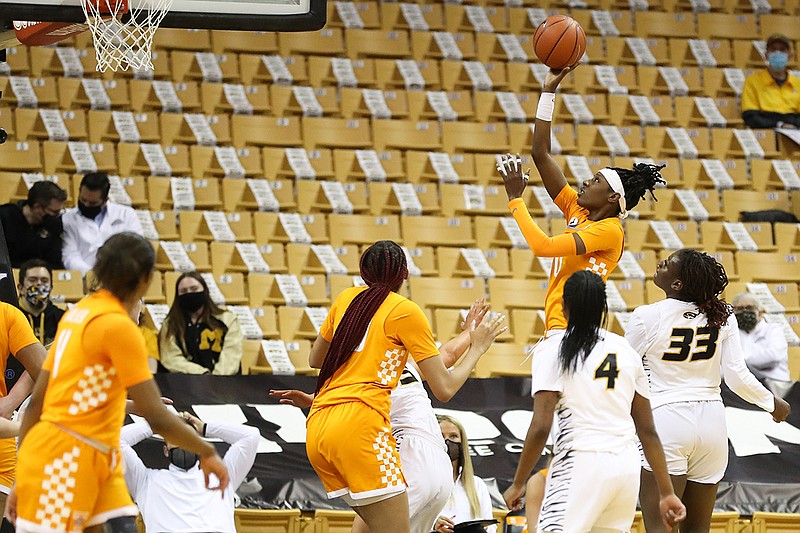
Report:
461,298,490,331
659,494,686,531
4,486,16,524
543,62,579,93
200,452,230,497
468,312,507,353
503,482,526,511
497,153,531,201
772,396,791,423
270,389,314,409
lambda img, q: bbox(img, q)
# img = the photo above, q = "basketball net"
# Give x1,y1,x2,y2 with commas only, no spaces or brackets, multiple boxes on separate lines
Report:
82,0,173,72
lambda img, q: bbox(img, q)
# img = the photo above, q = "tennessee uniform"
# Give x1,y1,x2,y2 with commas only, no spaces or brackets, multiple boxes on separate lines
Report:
306,287,439,506
16,290,153,533
625,299,775,483
0,303,41,494
533,331,650,532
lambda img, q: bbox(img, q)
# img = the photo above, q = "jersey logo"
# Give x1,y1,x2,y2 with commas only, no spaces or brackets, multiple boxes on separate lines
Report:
586,256,609,277
567,217,579,228
683,311,699,319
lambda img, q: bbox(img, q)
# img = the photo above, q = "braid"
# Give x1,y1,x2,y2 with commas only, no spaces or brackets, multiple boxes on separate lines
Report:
314,241,408,394
559,271,608,375
610,162,667,210
675,249,732,328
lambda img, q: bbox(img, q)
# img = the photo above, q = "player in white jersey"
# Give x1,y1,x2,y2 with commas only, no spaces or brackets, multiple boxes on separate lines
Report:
626,249,791,533
504,270,685,533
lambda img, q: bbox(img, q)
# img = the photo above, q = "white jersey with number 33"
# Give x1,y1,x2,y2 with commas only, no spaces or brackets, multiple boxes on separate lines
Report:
625,299,774,412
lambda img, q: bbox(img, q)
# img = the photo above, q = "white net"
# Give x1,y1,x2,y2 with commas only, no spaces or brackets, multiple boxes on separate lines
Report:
82,0,174,72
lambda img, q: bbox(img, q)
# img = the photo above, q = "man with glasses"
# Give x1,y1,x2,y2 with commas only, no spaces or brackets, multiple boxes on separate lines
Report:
732,292,790,381
16,259,64,347
0,180,67,268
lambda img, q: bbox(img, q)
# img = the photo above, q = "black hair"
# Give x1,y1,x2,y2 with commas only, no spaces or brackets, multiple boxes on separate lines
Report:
18,259,53,283
559,271,608,375
80,172,111,200
26,181,67,207
93,232,155,302
674,249,731,328
608,162,667,210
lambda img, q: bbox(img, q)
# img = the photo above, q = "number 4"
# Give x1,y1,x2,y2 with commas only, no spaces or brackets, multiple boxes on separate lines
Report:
595,353,619,389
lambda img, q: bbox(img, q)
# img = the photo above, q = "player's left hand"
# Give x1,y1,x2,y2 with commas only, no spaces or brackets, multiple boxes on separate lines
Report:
503,482,526,511
270,389,314,409
497,153,531,201
659,494,686,531
772,396,791,423
4,487,17,524
461,298,490,331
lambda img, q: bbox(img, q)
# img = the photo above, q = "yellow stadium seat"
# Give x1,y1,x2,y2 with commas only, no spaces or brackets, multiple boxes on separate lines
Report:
372,119,441,151
248,273,329,307
286,243,361,275
411,31,477,62
43,141,116,176
58,77,130,111
775,223,800,254
129,80,202,114
0,140,43,173
231,115,302,149
475,342,530,378
201,82,270,116
159,113,231,146
238,54,308,86
333,149,406,183
722,190,792,220
710,128,779,160
634,11,698,39
192,145,263,180
644,126,712,159
571,9,635,37
380,2,445,32
253,212,329,245
2,46,30,76
279,28,346,57
209,241,287,275
679,158,749,190
511,308,547,345
407,89,475,122
262,147,334,181
605,36,670,66
309,56,377,89
750,512,800,533
302,117,372,151
725,281,798,311
637,66,704,97
368,181,441,215
51,269,84,303
326,1,381,30
697,13,759,40
437,246,511,278
328,213,401,246
210,31,278,55
408,276,485,312
29,46,98,78
442,121,509,154
244,339,315,375
374,58,442,92
169,50,240,84
406,151,477,184
270,85,339,118
87,110,161,145
278,306,329,341
758,14,800,40
222,178,295,212
440,183,509,216
313,510,357,533
250,305,280,339
402,215,475,248
117,143,190,178
737,252,800,283
701,221,776,253
15,108,87,142
0,75,58,108
177,209,252,243
152,28,210,52
441,60,508,92
488,277,550,316
346,28,412,59
732,39,771,69
295,180,369,215
340,87,409,120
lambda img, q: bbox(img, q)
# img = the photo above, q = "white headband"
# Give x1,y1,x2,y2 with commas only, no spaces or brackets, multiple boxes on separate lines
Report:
598,168,628,220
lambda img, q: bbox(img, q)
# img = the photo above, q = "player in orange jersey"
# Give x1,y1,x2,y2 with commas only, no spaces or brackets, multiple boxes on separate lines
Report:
8,232,229,533
305,240,506,533
496,65,667,529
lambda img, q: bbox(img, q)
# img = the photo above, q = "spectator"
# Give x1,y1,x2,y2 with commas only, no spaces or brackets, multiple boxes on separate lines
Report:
15,259,64,346
732,292,790,381
120,411,259,533
138,309,160,373
62,172,143,274
0,180,66,268
741,34,800,129
159,272,243,375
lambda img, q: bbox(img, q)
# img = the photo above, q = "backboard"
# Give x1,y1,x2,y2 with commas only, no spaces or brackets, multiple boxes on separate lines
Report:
0,0,326,31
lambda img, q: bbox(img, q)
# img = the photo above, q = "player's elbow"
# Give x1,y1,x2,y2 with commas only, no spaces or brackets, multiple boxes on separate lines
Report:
429,382,456,403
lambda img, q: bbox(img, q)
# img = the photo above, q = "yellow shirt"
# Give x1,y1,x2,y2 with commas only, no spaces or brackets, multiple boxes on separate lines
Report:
741,70,800,115
310,287,439,420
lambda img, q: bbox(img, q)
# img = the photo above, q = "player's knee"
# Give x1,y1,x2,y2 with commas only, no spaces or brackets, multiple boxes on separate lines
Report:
102,516,138,533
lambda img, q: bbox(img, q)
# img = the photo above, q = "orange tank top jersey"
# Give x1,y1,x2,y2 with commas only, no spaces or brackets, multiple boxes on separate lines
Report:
39,290,153,449
525,185,624,331
310,287,440,420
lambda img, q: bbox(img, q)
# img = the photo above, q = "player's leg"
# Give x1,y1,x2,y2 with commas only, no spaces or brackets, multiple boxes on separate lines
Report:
352,492,410,533
525,469,547,530
639,470,687,533
401,436,453,533
678,481,719,533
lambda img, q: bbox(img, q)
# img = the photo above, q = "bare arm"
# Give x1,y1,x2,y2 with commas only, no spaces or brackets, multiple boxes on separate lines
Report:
18,370,48,447
15,342,47,382
438,299,490,368
308,335,331,369
0,372,34,419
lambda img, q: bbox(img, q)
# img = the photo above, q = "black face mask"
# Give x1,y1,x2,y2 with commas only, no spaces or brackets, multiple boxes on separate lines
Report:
445,439,463,463
736,311,758,333
178,291,206,313
168,448,199,470
78,201,103,220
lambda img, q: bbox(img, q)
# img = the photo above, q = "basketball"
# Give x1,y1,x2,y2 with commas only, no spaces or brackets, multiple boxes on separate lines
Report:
532,15,587,70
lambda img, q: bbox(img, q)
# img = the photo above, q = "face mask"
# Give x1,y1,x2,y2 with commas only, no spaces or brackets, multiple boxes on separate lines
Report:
168,448,199,470
24,284,50,308
178,291,206,313
768,51,789,71
78,201,102,220
736,310,758,333
445,439,463,463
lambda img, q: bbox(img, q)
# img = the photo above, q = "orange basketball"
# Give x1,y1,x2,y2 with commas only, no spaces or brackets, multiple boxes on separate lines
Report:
532,15,586,70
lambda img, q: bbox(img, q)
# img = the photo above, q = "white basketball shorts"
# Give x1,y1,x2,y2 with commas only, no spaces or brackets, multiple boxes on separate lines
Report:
397,430,454,533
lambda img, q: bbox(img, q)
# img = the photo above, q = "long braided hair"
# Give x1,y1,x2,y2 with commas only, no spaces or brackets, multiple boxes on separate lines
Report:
608,162,667,210
674,249,732,328
315,240,408,393
559,271,608,375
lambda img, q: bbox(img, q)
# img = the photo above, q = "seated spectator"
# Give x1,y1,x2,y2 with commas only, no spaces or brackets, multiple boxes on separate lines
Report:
136,305,160,373
733,292,790,381
159,272,243,375
62,172,143,275
121,411,259,533
16,259,64,346
741,34,800,129
0,180,66,268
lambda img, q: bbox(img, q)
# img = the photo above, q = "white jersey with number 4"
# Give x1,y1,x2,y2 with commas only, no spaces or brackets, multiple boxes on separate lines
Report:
625,299,774,412
532,330,650,452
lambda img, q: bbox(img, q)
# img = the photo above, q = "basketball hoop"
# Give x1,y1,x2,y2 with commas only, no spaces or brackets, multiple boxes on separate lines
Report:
81,0,173,72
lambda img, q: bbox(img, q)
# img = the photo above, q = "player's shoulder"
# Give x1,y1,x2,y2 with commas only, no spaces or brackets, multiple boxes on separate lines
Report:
602,331,638,355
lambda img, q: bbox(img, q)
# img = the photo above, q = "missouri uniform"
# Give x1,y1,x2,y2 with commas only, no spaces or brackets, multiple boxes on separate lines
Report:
16,290,153,533
306,287,439,505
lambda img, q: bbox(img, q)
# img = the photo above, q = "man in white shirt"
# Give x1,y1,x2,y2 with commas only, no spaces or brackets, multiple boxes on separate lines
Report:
732,292,790,381
121,411,259,533
62,172,143,274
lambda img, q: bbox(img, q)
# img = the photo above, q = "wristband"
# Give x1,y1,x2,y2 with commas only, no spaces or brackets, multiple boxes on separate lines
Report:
536,92,555,122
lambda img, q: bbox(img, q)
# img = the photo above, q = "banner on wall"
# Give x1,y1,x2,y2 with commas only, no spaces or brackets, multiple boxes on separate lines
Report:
137,374,800,515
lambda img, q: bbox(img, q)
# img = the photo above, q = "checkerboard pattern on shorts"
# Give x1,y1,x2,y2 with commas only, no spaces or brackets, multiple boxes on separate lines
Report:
377,348,404,386
373,428,403,488
35,446,81,531
68,364,117,416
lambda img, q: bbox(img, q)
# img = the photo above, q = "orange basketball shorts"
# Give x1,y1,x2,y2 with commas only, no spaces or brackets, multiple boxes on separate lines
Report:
0,438,16,493
15,422,137,533
306,401,406,504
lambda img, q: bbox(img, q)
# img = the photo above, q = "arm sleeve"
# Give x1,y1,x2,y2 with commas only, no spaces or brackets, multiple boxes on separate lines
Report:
212,313,243,376
531,349,563,395
743,324,789,371
508,198,578,257
86,314,152,388
206,422,260,490
742,110,781,129
392,300,440,364
720,323,775,412
119,420,153,501
158,331,210,374
61,218,92,274
574,219,624,255
6,305,40,355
